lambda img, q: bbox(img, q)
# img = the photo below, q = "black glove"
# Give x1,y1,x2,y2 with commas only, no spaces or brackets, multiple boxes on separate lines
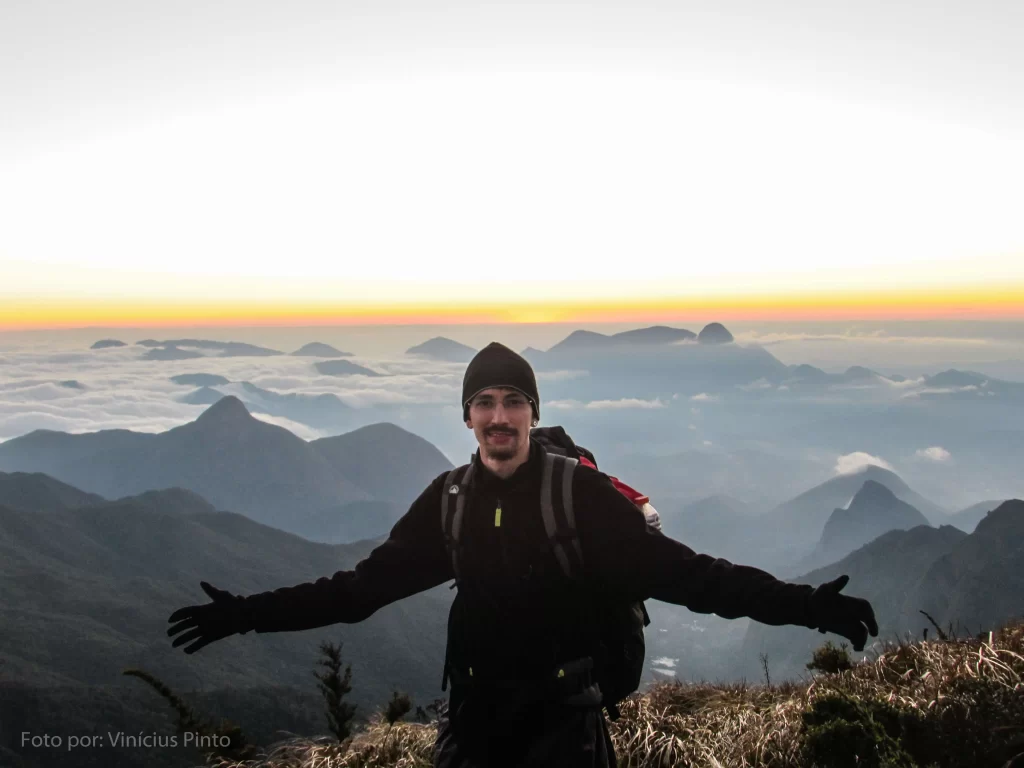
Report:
807,575,878,652
167,581,253,654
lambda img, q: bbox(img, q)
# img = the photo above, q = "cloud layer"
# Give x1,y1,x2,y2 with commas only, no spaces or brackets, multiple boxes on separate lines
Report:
0,341,465,440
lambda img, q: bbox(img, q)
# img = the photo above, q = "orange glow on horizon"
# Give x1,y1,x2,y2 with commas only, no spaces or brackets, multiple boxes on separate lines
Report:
2,285,1022,330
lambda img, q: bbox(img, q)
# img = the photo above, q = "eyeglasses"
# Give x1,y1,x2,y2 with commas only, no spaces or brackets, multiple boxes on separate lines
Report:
469,394,531,412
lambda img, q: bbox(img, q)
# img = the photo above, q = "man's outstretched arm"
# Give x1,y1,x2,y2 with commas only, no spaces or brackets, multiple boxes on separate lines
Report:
168,474,453,653
575,469,878,651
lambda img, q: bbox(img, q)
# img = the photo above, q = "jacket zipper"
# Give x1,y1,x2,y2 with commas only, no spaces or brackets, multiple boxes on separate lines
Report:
495,496,509,572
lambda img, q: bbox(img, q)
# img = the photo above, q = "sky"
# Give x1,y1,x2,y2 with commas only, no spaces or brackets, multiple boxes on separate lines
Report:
2,0,1023,329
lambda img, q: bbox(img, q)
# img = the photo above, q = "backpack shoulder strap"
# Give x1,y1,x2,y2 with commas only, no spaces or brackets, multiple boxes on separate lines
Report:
540,452,585,580
441,461,475,584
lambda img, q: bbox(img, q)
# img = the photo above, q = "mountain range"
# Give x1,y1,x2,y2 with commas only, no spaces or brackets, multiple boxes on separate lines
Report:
0,473,451,767
761,464,945,556
0,397,452,542
740,499,1024,681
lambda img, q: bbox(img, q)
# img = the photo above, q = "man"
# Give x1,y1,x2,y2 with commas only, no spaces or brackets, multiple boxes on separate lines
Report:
168,341,877,767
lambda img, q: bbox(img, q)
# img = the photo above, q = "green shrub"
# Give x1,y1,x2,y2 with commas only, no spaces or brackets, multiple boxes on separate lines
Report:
807,641,853,674
801,695,918,768
383,692,412,726
313,641,357,742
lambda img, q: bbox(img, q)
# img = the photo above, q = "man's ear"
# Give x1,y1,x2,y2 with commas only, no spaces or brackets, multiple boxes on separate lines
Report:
465,420,473,429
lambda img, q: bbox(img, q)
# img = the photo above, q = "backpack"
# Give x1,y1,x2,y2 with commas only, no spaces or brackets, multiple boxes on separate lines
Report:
440,425,655,719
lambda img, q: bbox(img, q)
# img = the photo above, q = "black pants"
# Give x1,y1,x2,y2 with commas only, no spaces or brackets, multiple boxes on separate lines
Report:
433,687,616,768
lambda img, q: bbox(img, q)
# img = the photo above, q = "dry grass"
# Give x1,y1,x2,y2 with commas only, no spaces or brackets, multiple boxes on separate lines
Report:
207,713,437,768
211,620,1024,768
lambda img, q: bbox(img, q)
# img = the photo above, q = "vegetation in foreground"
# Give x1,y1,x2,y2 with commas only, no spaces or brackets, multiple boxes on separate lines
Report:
156,620,1024,768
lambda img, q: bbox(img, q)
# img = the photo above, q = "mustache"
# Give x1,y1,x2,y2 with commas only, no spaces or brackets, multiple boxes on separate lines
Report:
485,428,517,436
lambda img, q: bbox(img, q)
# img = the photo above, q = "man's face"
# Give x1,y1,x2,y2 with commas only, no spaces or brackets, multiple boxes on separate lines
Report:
465,387,534,462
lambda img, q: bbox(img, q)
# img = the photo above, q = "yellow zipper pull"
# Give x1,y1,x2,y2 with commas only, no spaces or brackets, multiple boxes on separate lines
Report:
494,504,502,527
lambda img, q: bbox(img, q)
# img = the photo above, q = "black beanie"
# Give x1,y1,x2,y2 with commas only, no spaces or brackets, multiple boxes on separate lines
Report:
462,342,540,421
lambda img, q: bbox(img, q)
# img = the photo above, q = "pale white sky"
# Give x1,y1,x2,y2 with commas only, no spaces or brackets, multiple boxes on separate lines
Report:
2,1,1023,306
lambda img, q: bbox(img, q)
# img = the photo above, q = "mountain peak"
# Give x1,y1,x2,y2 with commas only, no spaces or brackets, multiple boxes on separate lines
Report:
194,395,252,425
926,369,986,388
973,499,1024,537
406,337,477,362
843,366,877,380
697,323,734,344
812,478,931,568
850,478,899,506
90,339,126,349
292,342,350,357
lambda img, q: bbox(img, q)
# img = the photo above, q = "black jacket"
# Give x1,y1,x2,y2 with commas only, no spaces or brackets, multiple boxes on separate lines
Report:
242,438,817,680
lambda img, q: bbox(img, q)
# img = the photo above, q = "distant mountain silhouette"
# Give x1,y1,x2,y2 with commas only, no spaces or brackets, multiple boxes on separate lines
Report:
659,495,752,556
0,397,365,535
917,369,1024,400
809,480,931,568
789,364,830,380
310,422,453,508
138,339,282,357
406,336,477,363
170,373,230,386
764,464,945,559
546,330,609,354
180,382,354,431
908,499,1024,634
314,359,383,377
615,448,825,526
613,326,698,344
527,326,784,402
742,498,1023,681
180,385,225,405
58,379,85,389
778,364,895,394
238,382,352,430
90,339,126,349
0,399,453,542
0,471,105,512
697,322,734,345
108,486,220,516
948,499,1008,533
291,342,351,357
842,365,879,381
547,326,696,355
925,369,987,388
